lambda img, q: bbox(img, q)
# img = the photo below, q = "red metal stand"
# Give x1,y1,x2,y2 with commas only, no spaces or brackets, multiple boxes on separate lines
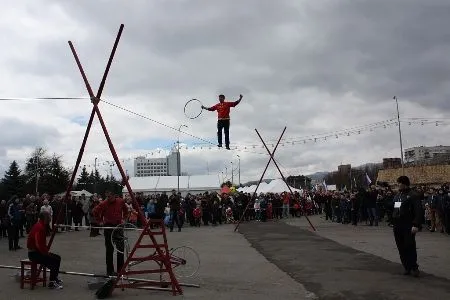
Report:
45,24,181,296
115,219,182,295
234,127,316,232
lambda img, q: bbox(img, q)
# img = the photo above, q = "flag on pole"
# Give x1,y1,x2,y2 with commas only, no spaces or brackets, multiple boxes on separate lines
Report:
365,173,372,185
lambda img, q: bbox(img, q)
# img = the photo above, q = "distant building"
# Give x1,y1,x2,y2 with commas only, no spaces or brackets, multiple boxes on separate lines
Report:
383,158,402,169
167,150,179,176
337,164,351,174
404,145,450,163
134,148,182,177
134,156,168,177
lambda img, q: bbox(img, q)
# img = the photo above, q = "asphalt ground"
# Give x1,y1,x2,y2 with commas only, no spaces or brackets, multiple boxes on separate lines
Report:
238,216,450,300
0,224,309,300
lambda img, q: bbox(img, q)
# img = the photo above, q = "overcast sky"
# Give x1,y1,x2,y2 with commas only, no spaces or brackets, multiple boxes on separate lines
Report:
1,0,450,185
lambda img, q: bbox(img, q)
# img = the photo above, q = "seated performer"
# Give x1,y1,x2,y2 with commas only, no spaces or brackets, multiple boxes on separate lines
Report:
27,211,63,289
201,94,243,150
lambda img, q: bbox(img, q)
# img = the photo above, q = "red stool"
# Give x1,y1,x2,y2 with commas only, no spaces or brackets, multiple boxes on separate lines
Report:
20,259,47,289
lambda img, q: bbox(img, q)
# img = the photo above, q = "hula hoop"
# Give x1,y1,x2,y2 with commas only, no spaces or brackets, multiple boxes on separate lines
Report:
184,98,203,119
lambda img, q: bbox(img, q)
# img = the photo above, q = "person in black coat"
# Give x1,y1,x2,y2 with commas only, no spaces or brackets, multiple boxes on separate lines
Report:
7,196,22,251
392,176,422,277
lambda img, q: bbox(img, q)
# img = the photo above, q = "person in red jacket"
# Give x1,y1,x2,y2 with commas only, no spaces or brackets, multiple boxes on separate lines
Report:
92,191,128,276
202,94,243,150
27,211,63,289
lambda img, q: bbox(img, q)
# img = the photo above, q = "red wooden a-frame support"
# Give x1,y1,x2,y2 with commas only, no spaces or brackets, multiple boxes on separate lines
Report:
234,127,316,232
46,24,182,296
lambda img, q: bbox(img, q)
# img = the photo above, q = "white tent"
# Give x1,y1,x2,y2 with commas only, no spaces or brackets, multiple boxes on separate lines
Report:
56,189,93,198
74,189,93,197
239,182,269,194
258,179,301,194
123,175,221,196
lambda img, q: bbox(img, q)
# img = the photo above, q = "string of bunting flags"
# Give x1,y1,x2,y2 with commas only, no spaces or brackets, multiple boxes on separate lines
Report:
75,117,450,171
4,116,449,177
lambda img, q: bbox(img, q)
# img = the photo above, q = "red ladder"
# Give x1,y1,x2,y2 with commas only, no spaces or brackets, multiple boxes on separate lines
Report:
113,219,182,295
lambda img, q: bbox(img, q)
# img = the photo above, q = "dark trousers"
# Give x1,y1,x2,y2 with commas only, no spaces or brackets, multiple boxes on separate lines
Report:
443,209,450,234
367,207,378,226
28,251,61,281
212,210,222,225
202,211,210,225
1,219,7,237
393,225,418,272
170,211,181,231
325,206,332,220
187,209,195,226
103,227,124,275
217,119,230,147
8,224,19,250
351,209,358,225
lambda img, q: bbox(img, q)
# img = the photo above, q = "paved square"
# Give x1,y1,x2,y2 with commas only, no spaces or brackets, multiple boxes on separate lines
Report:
0,224,308,300
238,216,450,299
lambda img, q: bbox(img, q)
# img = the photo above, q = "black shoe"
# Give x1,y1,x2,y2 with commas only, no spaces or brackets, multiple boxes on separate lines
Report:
56,278,64,285
178,228,181,232
411,269,420,277
48,281,63,289
403,270,411,275
218,144,222,148
226,146,230,150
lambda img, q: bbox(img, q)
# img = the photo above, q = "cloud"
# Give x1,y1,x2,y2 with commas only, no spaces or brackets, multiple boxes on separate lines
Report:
1,0,450,187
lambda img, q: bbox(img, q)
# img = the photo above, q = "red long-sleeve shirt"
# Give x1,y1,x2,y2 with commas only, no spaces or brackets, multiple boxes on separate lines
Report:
92,197,128,225
208,101,239,120
27,220,48,254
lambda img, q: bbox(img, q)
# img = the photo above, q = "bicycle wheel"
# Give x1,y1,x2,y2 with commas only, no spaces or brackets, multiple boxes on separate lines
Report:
170,246,200,278
111,223,138,256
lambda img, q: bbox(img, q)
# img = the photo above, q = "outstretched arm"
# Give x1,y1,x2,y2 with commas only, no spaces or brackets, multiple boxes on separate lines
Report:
232,94,243,107
202,104,217,111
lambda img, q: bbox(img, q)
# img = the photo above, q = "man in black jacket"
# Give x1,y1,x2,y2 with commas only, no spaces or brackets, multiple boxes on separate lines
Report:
168,190,182,232
392,176,421,277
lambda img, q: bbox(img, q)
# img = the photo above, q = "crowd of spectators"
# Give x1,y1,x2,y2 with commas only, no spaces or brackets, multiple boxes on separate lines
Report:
2,183,449,251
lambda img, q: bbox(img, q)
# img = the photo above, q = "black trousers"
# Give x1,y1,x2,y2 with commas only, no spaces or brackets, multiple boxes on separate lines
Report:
103,227,124,275
217,119,230,147
351,209,358,225
1,219,7,237
393,224,418,272
444,209,450,234
8,224,19,250
170,211,182,231
28,251,61,281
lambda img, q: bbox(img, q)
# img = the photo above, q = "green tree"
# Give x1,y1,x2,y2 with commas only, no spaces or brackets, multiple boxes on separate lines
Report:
23,147,70,195
75,165,90,191
90,169,102,194
45,155,71,195
1,160,25,198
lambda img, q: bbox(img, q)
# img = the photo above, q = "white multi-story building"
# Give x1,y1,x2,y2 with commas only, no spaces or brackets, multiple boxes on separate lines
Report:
134,148,181,177
404,145,450,163
167,150,179,176
134,157,168,177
